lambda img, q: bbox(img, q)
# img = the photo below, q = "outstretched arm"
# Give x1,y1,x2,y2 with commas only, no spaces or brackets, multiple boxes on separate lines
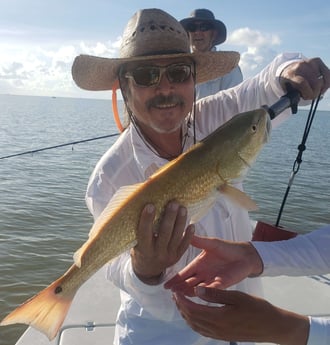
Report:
165,225,330,293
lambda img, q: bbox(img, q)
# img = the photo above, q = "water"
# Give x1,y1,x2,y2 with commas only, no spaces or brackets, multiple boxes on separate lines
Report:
0,94,329,345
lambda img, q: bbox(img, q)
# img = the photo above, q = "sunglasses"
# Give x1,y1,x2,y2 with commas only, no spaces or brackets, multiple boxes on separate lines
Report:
124,63,193,87
186,22,213,33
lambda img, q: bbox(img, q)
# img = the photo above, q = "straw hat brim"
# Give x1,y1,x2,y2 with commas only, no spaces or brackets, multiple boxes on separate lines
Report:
72,51,240,91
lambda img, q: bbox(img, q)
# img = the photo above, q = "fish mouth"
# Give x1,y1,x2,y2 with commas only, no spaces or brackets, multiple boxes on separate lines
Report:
264,114,272,143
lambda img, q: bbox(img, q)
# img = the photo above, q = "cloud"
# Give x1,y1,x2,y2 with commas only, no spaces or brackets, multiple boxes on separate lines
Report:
0,37,122,97
1,62,25,79
79,36,122,57
228,27,281,47
0,27,329,109
227,27,281,79
2,28,281,97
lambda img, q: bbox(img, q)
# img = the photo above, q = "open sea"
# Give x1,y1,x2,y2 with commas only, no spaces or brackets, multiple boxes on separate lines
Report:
0,94,329,345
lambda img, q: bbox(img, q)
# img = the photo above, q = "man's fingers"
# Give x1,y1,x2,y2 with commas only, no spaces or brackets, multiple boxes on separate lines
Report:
195,286,239,305
136,203,156,248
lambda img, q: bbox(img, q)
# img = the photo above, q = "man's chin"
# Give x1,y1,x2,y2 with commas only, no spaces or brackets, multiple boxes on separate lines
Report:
150,122,182,134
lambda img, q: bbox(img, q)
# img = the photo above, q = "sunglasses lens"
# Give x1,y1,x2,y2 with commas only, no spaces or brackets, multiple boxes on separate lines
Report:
167,65,191,83
131,67,160,87
187,22,213,32
200,23,213,31
126,64,192,87
186,23,196,32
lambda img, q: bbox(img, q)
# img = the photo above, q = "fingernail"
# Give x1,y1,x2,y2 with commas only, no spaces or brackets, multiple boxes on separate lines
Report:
195,286,205,296
179,206,187,217
169,201,179,211
146,204,155,213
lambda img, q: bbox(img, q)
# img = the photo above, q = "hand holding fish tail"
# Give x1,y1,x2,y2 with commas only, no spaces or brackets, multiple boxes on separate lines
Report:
280,57,330,100
131,202,195,285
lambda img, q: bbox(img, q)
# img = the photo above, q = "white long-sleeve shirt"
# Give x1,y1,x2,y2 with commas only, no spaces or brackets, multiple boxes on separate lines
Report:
253,225,330,345
86,53,303,345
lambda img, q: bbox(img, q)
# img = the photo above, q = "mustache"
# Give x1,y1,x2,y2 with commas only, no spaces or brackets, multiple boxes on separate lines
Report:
146,94,184,109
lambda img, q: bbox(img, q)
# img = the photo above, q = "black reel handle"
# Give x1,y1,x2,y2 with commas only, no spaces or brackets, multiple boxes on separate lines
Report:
263,87,300,119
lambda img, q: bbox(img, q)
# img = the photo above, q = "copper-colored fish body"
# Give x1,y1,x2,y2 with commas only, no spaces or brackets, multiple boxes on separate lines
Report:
1,108,270,339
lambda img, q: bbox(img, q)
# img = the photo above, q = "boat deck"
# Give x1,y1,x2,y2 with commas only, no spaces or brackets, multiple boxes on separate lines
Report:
16,267,330,345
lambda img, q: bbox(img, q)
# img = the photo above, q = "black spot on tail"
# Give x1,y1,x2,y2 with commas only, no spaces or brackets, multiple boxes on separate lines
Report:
55,286,63,294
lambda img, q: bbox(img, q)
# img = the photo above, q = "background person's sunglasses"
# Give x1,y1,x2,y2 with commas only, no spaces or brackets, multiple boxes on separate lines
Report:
186,22,213,32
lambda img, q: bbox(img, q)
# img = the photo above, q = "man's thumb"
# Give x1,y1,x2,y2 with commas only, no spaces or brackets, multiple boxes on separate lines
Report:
195,286,234,304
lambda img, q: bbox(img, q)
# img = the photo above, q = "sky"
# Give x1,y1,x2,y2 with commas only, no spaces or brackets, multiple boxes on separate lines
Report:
1,0,330,109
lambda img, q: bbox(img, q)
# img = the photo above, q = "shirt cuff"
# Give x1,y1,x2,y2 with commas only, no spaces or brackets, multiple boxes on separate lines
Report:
127,260,166,294
251,241,277,276
307,316,330,345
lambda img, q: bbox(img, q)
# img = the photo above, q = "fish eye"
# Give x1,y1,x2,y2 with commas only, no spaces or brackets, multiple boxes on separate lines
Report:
251,124,257,132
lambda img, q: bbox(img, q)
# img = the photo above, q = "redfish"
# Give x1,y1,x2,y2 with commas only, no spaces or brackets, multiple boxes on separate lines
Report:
1,108,271,339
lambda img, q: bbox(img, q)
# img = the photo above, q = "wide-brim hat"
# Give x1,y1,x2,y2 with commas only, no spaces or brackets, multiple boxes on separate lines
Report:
72,8,239,91
180,9,227,46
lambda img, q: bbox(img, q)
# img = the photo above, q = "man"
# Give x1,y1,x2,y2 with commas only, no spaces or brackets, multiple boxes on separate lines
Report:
180,8,243,99
166,225,330,345
71,8,329,345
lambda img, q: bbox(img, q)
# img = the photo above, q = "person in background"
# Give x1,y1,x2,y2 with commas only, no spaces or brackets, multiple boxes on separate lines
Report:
71,8,330,345
166,225,330,345
180,8,243,99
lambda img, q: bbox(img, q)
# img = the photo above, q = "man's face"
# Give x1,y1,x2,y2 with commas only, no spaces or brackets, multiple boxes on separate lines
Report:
187,21,216,53
123,58,195,135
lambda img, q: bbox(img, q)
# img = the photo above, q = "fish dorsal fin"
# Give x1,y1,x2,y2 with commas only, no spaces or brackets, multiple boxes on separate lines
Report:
187,190,218,224
144,163,160,179
73,183,143,268
218,184,258,211
89,183,143,239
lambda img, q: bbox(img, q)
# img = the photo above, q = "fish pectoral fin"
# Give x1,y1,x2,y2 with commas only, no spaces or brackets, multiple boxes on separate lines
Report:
187,193,217,224
218,184,258,211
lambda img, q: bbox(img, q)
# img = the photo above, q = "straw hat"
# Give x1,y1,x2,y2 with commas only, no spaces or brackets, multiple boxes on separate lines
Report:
72,8,239,91
180,9,227,46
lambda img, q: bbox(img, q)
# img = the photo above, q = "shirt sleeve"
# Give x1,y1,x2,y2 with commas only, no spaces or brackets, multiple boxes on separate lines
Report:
308,316,330,345
252,225,330,276
105,249,191,321
195,52,305,136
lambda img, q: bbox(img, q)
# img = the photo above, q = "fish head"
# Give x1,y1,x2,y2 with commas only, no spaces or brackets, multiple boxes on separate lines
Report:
207,108,271,182
234,108,271,168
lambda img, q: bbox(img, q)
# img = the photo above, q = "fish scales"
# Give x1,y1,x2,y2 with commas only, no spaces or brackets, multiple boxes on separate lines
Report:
0,108,271,340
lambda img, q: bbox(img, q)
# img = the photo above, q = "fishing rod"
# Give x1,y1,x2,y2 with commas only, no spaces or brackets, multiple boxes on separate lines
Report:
0,133,120,160
254,88,323,241
263,85,300,119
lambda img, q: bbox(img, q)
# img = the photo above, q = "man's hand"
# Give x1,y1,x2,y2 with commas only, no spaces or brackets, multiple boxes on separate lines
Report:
173,287,309,345
131,201,195,285
164,235,262,295
280,57,330,99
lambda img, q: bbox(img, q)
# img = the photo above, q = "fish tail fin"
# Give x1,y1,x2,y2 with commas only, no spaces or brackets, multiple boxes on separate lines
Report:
0,274,77,340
